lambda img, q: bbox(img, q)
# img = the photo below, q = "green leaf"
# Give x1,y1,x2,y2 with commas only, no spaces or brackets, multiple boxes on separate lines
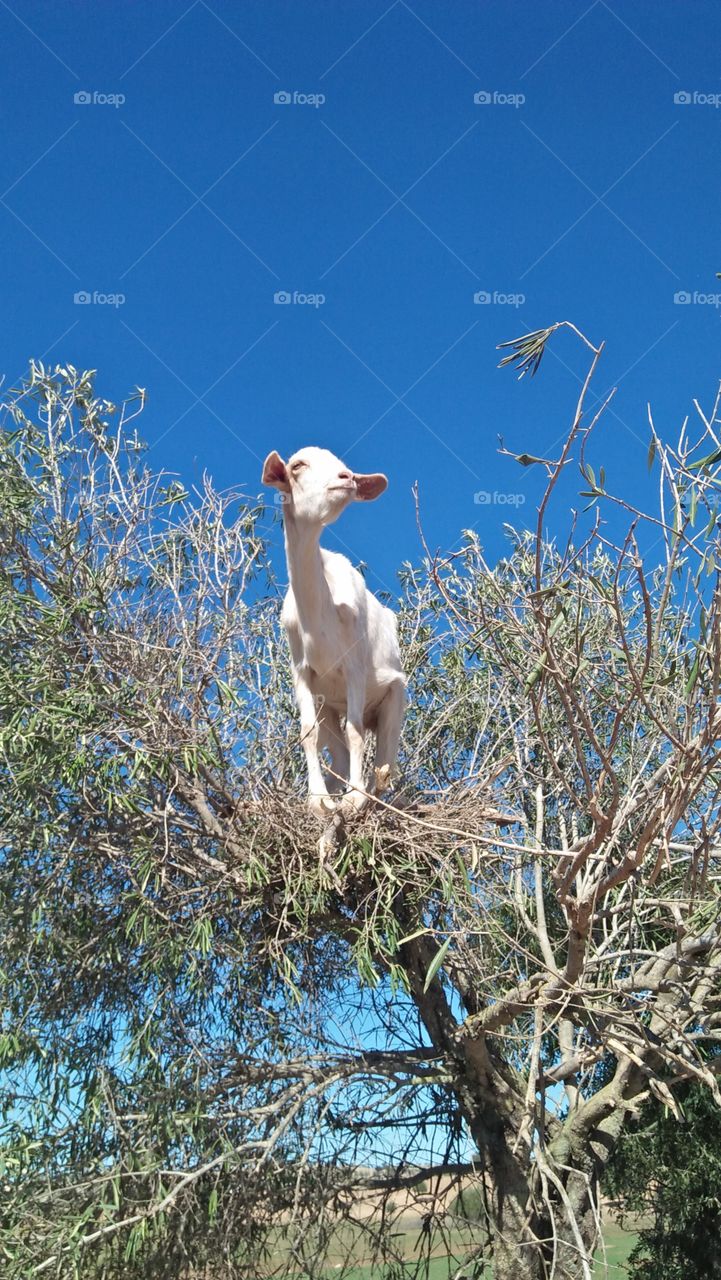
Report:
689,447,721,472
689,487,698,527
524,607,567,690
684,650,701,697
497,326,557,379
397,927,431,947
423,937,451,992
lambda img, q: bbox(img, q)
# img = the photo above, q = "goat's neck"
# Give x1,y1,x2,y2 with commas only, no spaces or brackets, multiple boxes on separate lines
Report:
283,514,329,620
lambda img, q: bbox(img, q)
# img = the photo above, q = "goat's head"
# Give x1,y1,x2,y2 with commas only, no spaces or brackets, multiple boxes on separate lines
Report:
262,446,387,526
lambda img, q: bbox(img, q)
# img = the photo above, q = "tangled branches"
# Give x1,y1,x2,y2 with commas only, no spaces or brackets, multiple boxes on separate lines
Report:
1,341,721,1279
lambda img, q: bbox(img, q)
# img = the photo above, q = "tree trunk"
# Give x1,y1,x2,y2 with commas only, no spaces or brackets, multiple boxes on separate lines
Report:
397,934,618,1279
488,1179,597,1280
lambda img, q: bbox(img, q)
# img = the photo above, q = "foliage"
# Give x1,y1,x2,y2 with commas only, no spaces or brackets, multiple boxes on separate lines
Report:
450,1185,485,1223
606,1079,721,1280
1,334,721,1279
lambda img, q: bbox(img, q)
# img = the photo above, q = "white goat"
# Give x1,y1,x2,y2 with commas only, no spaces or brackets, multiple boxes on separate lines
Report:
262,446,406,819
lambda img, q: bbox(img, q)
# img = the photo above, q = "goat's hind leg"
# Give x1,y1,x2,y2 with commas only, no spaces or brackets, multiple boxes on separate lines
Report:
339,681,370,817
318,706,349,796
316,706,350,865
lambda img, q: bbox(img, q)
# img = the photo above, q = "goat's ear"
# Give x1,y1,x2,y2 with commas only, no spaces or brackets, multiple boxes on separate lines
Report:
262,450,290,490
354,472,388,501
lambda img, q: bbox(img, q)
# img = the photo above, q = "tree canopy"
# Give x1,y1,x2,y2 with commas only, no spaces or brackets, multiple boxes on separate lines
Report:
1,329,721,1279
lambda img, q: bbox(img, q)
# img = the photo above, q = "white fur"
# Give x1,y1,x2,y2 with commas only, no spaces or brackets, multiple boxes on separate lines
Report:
262,446,406,818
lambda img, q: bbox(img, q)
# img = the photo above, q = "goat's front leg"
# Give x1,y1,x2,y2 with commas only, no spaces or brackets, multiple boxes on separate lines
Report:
340,680,369,817
295,678,335,820
374,674,406,794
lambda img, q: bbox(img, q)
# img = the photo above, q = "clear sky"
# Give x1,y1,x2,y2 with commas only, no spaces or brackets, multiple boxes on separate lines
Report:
3,0,720,595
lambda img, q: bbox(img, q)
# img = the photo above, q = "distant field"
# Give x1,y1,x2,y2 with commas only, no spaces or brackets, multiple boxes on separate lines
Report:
596,1223,637,1272
318,1221,637,1278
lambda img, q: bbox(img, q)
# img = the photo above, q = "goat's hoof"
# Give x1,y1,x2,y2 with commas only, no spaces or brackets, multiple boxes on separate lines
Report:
374,764,392,795
308,794,336,821
340,790,368,819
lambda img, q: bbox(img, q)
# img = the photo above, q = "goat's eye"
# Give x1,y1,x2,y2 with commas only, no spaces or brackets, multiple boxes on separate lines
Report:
291,461,306,474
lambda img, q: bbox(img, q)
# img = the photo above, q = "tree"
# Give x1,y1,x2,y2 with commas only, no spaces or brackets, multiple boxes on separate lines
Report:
1,330,720,1280
605,1078,721,1280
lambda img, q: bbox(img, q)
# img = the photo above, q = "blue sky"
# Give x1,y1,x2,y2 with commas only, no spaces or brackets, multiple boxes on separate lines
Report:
2,0,720,595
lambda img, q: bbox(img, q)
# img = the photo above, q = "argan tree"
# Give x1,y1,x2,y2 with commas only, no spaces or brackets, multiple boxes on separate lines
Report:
1,329,720,1280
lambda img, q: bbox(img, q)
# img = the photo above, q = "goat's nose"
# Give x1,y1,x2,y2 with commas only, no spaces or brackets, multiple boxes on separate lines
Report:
337,469,352,482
